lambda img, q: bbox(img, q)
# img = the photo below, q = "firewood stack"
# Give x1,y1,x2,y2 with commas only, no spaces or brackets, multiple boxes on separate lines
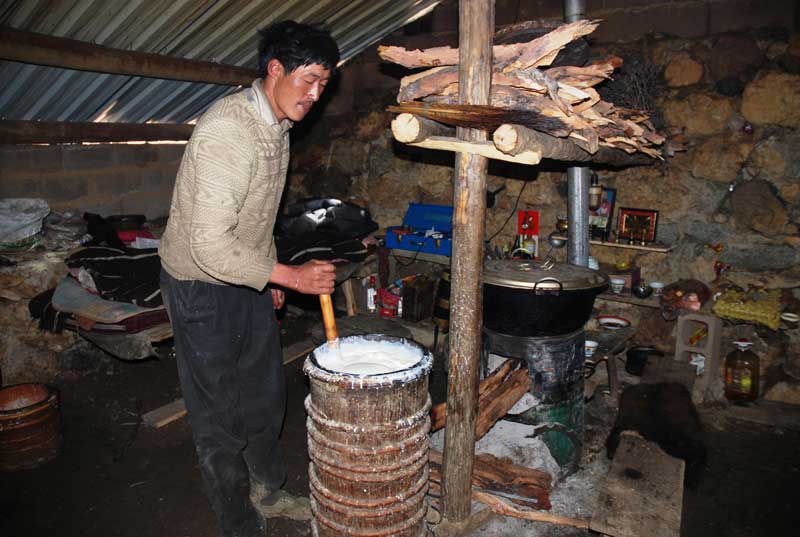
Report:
425,358,592,528
380,20,666,164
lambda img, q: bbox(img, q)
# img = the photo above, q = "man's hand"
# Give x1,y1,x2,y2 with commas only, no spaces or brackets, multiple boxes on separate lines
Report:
293,259,335,295
270,288,285,309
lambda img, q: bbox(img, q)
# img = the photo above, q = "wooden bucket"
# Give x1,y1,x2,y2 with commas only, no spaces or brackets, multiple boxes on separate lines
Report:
304,335,432,537
0,383,63,471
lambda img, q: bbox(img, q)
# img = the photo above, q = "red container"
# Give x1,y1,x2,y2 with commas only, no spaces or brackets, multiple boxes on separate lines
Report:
0,383,63,471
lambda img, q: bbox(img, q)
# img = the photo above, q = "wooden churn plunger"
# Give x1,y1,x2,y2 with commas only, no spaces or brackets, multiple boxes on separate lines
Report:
318,294,338,346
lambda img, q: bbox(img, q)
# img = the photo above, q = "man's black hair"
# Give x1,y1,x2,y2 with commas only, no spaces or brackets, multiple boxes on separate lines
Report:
258,21,340,76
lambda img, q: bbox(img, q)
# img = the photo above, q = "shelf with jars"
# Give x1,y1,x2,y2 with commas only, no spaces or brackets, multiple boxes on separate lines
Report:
549,234,674,253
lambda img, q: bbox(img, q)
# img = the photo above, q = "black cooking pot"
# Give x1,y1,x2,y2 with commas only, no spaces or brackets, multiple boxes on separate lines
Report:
625,346,664,376
483,259,609,338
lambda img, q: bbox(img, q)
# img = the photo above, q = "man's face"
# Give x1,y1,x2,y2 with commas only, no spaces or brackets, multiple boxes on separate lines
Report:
266,60,331,123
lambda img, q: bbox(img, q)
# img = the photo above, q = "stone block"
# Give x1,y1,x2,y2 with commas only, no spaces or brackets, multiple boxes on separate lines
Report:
730,179,789,236
742,72,800,127
665,54,704,87
40,176,89,202
0,145,65,178
702,34,764,83
720,243,797,272
0,176,44,198
330,139,369,176
663,92,735,136
690,135,754,183
62,144,115,172
90,171,144,197
141,169,176,191
120,189,173,220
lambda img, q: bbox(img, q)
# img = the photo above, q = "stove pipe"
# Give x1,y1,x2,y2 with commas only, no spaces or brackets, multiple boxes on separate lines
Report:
564,0,590,267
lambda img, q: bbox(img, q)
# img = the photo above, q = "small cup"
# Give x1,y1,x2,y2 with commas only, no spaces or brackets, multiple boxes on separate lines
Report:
609,277,625,294
584,340,599,358
781,312,799,329
650,281,665,296
588,257,600,270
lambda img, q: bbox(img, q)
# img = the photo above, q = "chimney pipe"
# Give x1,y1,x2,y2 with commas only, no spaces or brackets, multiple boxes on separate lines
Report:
564,0,589,266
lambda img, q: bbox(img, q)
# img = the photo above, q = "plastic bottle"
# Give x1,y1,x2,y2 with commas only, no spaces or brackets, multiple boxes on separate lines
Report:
724,339,759,403
366,275,377,313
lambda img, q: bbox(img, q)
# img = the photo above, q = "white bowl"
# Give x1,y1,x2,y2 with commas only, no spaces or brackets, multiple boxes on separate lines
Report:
609,277,625,294
584,340,599,357
597,315,632,330
650,281,665,296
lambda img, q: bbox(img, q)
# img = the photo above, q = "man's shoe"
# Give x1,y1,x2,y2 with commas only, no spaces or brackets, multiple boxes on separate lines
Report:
255,489,312,521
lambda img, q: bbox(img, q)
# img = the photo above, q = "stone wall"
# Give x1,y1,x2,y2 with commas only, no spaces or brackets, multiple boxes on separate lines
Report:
287,5,800,403
0,142,183,219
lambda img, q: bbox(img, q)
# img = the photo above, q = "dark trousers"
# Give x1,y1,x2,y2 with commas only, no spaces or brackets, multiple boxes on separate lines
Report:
160,271,287,537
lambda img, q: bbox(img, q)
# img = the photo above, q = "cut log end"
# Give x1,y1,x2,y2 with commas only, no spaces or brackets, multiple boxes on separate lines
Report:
493,124,520,154
392,113,421,143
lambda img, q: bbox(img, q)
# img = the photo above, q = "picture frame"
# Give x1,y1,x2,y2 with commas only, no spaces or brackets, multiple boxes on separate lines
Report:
617,207,659,243
589,187,616,240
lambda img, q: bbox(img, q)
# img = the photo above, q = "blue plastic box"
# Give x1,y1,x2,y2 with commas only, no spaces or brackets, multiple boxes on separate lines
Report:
386,203,453,257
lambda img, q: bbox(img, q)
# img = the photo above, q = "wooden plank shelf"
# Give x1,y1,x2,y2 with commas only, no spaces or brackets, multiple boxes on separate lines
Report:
597,290,660,309
551,235,673,253
389,248,451,266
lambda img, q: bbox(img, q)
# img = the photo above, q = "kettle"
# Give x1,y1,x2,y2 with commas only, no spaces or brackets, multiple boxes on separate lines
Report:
625,345,664,376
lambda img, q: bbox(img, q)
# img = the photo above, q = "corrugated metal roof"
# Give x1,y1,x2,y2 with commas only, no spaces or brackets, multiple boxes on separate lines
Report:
0,0,441,124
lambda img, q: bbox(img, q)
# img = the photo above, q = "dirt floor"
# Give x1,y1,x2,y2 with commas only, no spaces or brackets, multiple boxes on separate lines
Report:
2,310,800,537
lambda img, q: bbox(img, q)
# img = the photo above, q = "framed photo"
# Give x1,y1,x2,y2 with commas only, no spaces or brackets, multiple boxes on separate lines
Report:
618,207,659,243
589,187,616,240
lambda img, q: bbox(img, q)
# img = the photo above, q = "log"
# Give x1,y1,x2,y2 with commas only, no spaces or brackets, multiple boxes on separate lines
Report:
442,0,493,522
392,113,454,144
473,490,590,529
502,20,600,72
478,359,516,397
402,136,541,166
430,449,552,510
474,368,531,439
398,65,590,106
142,399,187,429
0,119,193,144
388,102,569,137
493,123,657,166
378,19,599,71
0,26,258,85
431,359,517,431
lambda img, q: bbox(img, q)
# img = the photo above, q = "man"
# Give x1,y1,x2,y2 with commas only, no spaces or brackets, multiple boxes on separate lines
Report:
158,21,339,537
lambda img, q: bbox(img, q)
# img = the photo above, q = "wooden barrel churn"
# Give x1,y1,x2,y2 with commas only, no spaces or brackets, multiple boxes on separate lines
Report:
304,335,433,537
0,383,63,471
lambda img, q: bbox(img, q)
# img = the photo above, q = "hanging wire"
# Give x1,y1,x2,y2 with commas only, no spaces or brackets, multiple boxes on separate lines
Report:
486,181,528,243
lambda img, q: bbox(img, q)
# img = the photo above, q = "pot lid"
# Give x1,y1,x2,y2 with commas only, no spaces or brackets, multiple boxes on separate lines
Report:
483,259,609,291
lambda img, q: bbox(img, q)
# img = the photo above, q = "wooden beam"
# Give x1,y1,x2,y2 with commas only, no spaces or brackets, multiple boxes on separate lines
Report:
0,26,259,86
493,123,655,166
0,119,194,144
405,136,541,165
442,0,494,523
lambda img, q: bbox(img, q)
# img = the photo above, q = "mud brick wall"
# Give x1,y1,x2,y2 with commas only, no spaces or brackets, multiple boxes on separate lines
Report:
0,143,184,219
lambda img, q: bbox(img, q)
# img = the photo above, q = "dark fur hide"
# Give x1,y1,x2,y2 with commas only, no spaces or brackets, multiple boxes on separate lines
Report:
607,382,706,488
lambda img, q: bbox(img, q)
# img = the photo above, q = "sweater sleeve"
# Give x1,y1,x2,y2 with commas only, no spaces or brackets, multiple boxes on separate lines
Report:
186,116,275,290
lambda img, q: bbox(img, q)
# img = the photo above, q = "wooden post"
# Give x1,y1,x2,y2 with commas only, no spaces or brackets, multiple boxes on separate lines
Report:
442,0,494,522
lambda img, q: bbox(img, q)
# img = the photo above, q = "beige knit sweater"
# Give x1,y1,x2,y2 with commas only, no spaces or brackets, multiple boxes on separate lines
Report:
159,89,289,291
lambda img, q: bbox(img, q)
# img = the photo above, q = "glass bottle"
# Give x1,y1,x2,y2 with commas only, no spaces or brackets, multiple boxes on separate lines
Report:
724,339,759,403
366,275,377,314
